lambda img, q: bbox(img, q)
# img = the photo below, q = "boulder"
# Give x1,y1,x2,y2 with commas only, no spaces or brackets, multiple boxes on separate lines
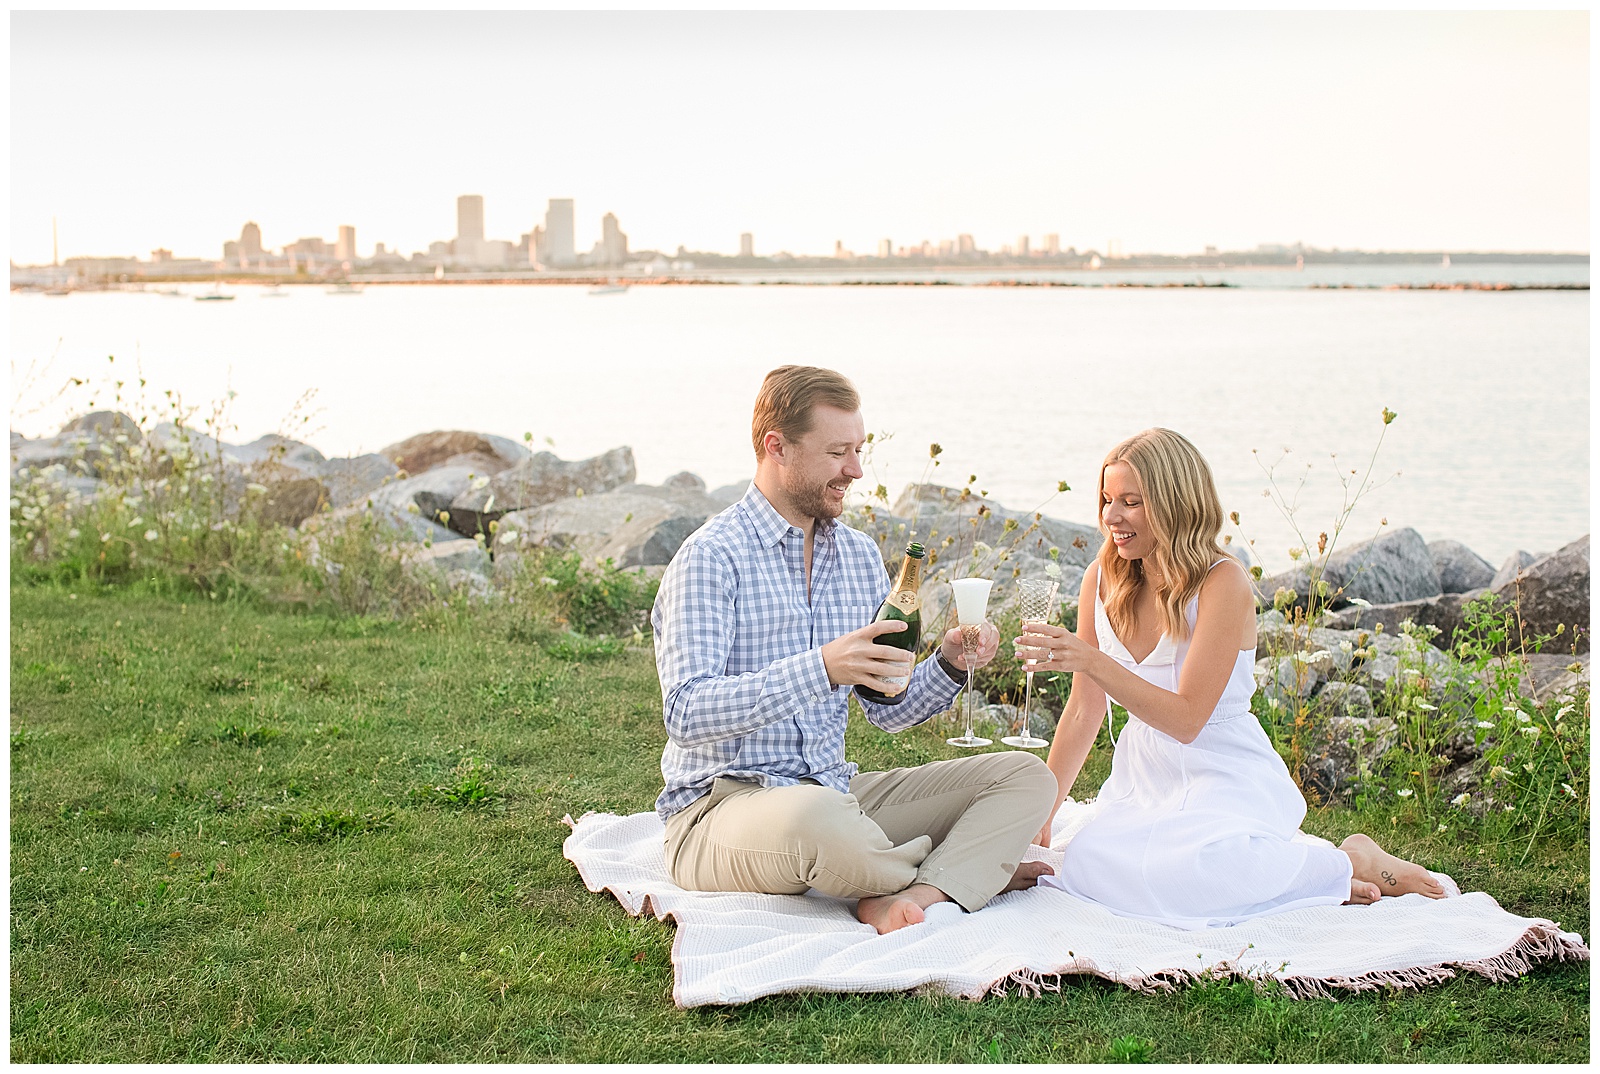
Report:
708,481,749,506
1527,653,1590,703
1299,711,1398,800
380,430,530,477
1490,550,1539,590
372,464,480,521
494,487,714,570
450,447,636,516
891,484,1101,569
229,434,326,471
1428,539,1495,594
256,475,329,528
1319,589,1485,650
663,471,706,493
1316,681,1377,721
60,410,142,441
314,454,400,509
1255,527,1440,611
405,538,491,576
1489,536,1589,654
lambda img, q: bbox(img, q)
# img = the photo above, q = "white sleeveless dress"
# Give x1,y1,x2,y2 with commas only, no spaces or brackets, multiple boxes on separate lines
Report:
1040,563,1353,929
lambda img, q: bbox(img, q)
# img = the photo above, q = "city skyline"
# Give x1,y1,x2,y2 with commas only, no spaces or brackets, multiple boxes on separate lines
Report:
11,11,1589,265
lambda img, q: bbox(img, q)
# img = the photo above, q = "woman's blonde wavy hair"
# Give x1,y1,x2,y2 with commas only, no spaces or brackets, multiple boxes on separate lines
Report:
1097,428,1233,643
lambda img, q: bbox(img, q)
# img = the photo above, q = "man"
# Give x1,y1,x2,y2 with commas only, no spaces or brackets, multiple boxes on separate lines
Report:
652,365,1056,935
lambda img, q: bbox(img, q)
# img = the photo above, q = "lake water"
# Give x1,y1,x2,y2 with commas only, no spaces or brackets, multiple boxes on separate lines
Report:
10,271,1589,573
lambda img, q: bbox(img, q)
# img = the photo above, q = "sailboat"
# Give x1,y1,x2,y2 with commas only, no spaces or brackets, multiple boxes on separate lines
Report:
326,280,364,295
588,279,628,295
195,284,234,302
1440,254,1451,268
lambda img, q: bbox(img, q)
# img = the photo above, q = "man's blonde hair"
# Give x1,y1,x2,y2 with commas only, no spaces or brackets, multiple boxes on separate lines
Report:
751,366,861,459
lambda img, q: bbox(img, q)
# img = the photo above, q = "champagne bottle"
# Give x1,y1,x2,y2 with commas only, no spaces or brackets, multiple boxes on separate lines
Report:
856,542,925,706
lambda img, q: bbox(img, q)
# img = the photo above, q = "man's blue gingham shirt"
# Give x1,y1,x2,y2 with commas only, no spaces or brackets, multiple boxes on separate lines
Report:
653,483,964,820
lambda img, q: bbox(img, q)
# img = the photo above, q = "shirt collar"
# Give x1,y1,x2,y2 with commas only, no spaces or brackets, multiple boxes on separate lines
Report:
741,482,837,549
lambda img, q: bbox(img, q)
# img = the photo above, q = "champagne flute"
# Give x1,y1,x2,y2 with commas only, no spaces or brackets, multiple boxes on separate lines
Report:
946,577,994,747
1002,578,1059,749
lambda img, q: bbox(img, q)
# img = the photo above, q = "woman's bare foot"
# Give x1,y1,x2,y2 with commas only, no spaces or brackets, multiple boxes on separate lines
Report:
1345,878,1382,905
1002,861,1055,893
1340,833,1448,900
856,882,950,934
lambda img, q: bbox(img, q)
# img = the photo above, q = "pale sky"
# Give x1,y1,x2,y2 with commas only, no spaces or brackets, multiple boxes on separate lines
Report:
10,10,1590,264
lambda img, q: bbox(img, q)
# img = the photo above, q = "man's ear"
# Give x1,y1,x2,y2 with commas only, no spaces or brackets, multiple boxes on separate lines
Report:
761,430,787,463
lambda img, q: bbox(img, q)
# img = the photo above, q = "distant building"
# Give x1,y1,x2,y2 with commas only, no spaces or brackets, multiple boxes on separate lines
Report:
957,234,976,256
335,225,357,262
481,240,513,267
739,232,754,258
150,248,173,263
455,195,485,264
428,240,451,261
1044,233,1060,256
833,240,852,260
543,199,576,267
528,225,544,266
599,212,629,266
284,237,328,259
239,222,263,258
223,241,239,261
877,239,892,259
1016,235,1030,256
936,239,952,258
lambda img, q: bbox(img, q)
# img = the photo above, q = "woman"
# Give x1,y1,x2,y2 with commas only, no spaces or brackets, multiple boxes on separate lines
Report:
1016,428,1445,929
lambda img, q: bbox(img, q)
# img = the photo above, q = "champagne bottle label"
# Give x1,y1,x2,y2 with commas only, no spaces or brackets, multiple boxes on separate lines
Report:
857,542,925,705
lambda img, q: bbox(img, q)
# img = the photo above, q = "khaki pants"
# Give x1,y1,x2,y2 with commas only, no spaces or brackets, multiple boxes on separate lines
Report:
662,752,1056,912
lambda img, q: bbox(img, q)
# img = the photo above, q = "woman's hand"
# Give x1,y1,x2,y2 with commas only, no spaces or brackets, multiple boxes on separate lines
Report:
939,622,1000,670
1013,621,1100,675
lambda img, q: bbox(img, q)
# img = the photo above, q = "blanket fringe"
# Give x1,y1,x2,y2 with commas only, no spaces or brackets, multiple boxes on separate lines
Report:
989,921,1589,1002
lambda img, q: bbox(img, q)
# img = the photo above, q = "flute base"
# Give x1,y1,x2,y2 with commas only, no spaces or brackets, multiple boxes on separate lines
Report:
1000,734,1049,749
945,734,992,748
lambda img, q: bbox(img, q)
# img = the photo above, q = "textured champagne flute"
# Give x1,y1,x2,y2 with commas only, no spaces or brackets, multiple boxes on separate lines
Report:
1002,578,1059,748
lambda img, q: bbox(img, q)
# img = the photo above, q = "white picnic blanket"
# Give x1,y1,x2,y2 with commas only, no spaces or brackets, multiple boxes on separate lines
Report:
563,800,1588,1008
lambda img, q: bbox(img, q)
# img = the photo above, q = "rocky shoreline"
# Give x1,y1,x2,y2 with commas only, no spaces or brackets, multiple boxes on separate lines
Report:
13,415,1591,794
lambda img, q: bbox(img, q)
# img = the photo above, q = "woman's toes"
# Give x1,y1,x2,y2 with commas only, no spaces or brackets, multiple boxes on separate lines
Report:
1345,880,1381,905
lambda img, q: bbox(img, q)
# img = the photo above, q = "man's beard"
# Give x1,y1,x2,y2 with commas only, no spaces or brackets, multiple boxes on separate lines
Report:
787,474,846,521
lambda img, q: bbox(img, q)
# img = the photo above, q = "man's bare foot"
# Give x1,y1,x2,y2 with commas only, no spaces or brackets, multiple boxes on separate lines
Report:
1002,860,1055,893
1340,833,1447,900
856,882,950,935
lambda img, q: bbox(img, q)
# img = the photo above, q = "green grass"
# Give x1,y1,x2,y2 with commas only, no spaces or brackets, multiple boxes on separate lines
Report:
10,584,1590,1062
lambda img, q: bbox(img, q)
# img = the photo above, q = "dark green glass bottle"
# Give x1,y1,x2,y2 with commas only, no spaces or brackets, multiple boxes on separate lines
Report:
856,542,925,706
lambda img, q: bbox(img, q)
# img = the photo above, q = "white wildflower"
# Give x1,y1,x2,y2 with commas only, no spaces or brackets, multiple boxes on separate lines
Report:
100,532,112,543
540,576,560,587
470,475,491,491
1519,726,1540,738
1348,597,1373,608
246,482,269,494
1450,793,1470,807
1307,650,1332,662
1489,766,1510,779
1516,712,1531,724
1338,641,1353,653
497,529,520,546
1044,561,1062,579
67,528,80,539
1524,763,1534,773
128,516,144,527
143,529,159,542
1555,705,1573,719
1476,720,1495,729
1414,700,1436,711
1437,823,1448,832
1396,788,1414,798
1562,783,1577,799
